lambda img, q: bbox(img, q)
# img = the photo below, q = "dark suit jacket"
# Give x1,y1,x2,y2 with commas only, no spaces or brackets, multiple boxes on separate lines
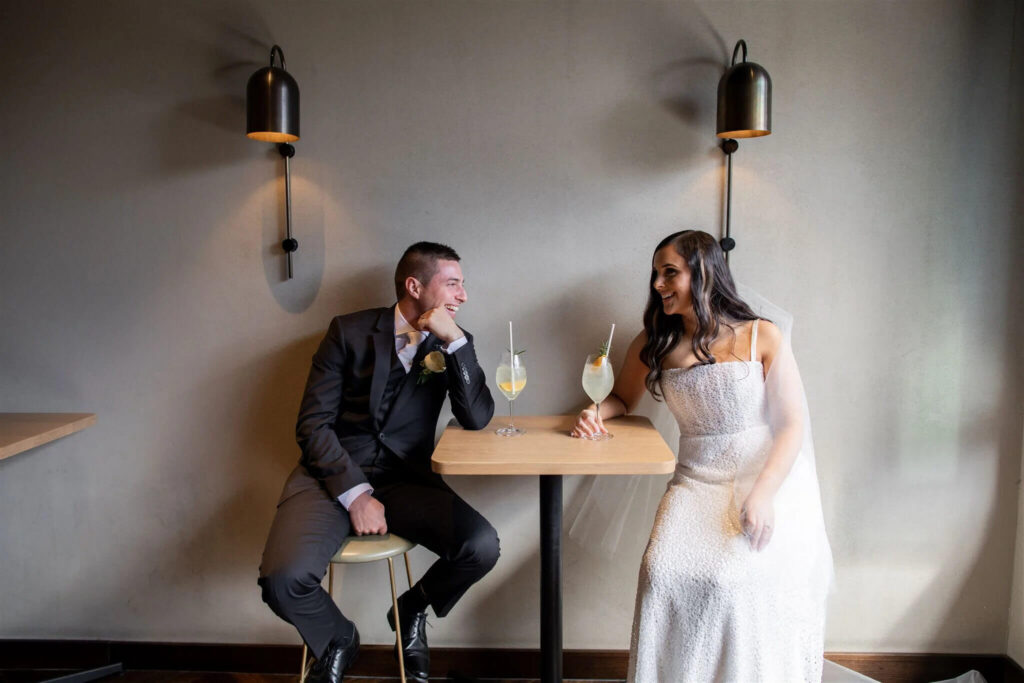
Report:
280,305,494,503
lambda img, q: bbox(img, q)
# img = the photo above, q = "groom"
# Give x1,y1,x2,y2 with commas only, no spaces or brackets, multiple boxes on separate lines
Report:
259,242,499,683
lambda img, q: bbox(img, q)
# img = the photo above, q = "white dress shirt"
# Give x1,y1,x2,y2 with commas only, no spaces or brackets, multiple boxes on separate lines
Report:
336,306,467,511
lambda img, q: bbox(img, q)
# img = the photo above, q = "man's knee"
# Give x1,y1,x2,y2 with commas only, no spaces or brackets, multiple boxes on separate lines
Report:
258,564,321,611
457,522,501,574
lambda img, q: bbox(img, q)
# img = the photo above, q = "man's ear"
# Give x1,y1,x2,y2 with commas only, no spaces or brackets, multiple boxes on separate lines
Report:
405,276,422,300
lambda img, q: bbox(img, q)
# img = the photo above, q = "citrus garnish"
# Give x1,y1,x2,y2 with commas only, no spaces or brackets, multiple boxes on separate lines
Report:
499,378,527,393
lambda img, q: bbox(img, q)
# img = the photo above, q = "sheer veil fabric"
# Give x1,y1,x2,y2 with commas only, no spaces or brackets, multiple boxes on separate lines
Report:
567,285,833,595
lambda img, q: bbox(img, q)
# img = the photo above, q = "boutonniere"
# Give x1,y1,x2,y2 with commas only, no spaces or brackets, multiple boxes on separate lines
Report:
417,350,446,384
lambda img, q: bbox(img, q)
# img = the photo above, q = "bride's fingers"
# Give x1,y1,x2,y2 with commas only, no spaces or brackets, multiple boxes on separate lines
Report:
755,520,772,552
582,416,599,436
742,515,760,545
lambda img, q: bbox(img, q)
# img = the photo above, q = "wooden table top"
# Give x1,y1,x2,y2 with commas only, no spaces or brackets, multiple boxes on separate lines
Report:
432,414,675,475
0,413,96,461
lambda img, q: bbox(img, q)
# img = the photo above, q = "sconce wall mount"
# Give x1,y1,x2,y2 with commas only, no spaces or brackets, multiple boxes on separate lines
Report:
715,40,772,261
247,45,301,279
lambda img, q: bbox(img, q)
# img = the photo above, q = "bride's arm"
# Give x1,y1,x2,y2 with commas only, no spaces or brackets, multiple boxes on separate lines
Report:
571,332,649,438
742,320,805,550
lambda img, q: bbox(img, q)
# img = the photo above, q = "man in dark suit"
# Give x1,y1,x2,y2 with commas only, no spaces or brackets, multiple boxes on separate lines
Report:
259,242,498,683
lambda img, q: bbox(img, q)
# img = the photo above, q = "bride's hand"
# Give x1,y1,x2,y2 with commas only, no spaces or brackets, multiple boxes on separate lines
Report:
740,486,775,551
571,407,607,438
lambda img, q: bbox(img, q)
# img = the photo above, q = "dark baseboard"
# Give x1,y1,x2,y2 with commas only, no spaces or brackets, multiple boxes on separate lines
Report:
1,640,1022,682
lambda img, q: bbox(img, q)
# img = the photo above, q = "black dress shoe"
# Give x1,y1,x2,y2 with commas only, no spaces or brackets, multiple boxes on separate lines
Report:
307,627,360,683
387,602,430,681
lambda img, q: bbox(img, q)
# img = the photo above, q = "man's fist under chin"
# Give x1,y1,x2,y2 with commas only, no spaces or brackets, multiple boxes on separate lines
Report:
348,491,387,536
417,306,465,344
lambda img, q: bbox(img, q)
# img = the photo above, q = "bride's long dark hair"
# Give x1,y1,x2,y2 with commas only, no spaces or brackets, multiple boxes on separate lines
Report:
641,230,760,399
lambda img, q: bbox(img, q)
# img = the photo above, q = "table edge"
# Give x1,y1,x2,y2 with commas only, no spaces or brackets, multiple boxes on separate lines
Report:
433,461,676,475
0,413,98,461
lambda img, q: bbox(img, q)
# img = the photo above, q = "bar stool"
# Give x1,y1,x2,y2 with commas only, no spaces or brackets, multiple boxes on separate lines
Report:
300,533,417,683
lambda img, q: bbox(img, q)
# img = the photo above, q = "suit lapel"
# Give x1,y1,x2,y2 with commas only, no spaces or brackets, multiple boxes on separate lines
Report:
410,333,441,373
383,334,443,426
369,307,396,426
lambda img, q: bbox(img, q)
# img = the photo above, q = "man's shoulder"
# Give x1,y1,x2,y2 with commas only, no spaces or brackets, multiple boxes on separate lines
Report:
328,306,391,332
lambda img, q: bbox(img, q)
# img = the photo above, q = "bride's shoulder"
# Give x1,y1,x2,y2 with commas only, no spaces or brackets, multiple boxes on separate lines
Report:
755,319,784,365
756,319,782,342
620,331,650,369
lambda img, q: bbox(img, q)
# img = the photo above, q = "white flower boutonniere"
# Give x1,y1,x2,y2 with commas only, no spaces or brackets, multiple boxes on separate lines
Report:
417,350,446,385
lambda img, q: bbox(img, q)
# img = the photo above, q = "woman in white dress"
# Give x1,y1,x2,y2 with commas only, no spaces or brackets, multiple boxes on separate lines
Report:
572,230,832,682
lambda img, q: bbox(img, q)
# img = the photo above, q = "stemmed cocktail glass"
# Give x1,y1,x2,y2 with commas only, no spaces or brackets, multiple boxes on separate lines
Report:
581,351,614,440
495,349,527,436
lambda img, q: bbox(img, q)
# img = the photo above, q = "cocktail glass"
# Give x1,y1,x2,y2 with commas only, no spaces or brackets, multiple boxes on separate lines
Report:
495,350,527,436
581,353,614,440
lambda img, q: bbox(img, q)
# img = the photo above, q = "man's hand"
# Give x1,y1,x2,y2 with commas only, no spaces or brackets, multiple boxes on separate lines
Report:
416,306,465,345
348,491,387,536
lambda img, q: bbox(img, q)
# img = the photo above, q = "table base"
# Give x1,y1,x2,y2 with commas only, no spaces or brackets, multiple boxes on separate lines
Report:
540,474,562,683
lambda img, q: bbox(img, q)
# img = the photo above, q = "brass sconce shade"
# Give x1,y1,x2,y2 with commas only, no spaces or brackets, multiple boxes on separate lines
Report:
716,40,771,139
247,45,299,143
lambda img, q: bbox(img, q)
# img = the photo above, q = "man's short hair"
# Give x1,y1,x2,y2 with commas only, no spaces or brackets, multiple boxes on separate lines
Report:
394,241,461,299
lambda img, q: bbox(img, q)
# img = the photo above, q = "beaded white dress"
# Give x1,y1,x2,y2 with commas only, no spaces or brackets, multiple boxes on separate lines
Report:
627,324,831,683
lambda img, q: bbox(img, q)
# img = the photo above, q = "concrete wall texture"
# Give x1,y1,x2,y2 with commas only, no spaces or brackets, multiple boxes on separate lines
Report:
1,0,1022,655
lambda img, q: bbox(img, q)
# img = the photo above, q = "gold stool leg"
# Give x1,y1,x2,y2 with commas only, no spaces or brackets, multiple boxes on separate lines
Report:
299,643,308,683
404,552,414,589
388,556,407,683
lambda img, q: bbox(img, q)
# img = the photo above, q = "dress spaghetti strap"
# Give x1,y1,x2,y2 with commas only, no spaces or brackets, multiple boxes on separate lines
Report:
750,319,759,362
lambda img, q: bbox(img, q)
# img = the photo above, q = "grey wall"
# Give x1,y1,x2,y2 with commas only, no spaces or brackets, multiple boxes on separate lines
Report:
1,0,1022,653
1007,2,1024,666
1011,430,1024,663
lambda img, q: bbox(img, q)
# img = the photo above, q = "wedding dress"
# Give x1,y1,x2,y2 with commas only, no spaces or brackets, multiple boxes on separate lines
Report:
627,321,832,683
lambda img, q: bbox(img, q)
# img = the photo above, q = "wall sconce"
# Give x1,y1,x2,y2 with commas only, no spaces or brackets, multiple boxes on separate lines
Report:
247,45,300,279
716,39,771,261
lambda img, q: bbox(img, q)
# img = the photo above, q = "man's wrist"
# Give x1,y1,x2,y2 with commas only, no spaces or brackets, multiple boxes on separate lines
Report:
441,333,467,353
337,483,373,510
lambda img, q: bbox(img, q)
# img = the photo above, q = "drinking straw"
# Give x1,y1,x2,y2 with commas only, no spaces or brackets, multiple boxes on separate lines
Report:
509,321,516,396
605,323,616,355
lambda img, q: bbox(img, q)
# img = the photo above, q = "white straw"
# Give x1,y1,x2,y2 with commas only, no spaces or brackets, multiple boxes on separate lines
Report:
509,321,516,396
605,323,616,355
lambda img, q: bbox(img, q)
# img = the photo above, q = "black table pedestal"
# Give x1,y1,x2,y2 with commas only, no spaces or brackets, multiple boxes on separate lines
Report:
540,474,563,683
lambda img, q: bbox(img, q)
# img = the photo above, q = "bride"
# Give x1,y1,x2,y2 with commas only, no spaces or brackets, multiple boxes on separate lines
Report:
572,230,833,682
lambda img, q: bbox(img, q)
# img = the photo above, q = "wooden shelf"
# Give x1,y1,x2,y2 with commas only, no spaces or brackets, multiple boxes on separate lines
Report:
0,413,96,461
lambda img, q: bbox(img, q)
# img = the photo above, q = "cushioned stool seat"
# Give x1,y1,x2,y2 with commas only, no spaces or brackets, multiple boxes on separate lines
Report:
335,533,417,563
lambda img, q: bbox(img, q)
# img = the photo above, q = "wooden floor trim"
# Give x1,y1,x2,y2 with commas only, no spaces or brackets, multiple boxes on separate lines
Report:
1,640,1022,682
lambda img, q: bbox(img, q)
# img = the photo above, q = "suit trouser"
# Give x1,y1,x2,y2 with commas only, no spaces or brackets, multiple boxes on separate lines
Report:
258,465,501,659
